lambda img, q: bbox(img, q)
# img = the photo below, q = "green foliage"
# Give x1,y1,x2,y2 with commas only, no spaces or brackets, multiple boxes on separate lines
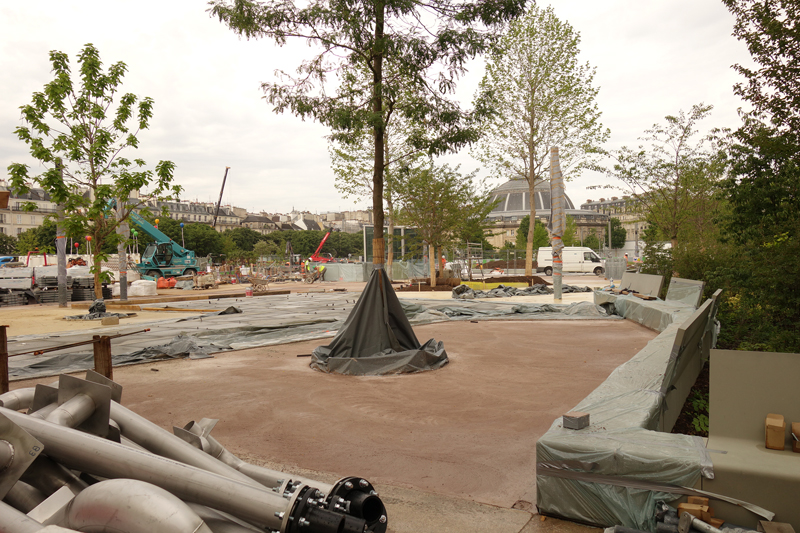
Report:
562,215,578,247
395,163,496,278
515,216,549,250
582,233,600,251
14,220,58,254
605,217,627,249
689,390,709,435
210,0,527,259
0,233,16,255
607,104,725,248
7,44,179,296
253,240,281,259
474,4,608,271
224,227,263,252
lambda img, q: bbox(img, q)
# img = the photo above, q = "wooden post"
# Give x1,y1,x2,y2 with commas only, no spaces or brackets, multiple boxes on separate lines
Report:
0,325,8,394
93,335,113,380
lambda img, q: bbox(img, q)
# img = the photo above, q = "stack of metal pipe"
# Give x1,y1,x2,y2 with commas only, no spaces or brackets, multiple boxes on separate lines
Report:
0,371,387,533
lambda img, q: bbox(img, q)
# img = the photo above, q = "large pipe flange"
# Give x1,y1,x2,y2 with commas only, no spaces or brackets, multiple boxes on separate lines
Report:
281,484,366,533
326,477,386,533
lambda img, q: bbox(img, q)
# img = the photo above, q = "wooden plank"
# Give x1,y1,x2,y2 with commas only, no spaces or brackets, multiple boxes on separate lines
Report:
140,307,221,313
92,335,113,380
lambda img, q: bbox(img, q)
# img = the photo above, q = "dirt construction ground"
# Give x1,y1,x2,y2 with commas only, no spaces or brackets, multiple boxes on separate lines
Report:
14,317,656,532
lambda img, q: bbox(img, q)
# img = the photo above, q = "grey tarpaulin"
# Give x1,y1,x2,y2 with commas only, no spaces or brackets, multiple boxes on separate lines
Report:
536,290,723,530
311,268,448,375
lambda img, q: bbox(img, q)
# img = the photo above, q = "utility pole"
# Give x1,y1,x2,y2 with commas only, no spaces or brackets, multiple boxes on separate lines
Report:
212,167,231,229
56,159,68,308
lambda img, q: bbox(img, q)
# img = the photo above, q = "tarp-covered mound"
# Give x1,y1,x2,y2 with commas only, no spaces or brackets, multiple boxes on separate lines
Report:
311,267,448,375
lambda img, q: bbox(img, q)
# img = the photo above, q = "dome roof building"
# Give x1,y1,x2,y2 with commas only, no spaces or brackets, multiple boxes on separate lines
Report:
485,178,608,249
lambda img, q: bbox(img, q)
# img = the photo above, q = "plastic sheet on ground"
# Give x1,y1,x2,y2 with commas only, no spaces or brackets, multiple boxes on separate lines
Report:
310,268,448,375
452,283,592,299
7,291,618,380
536,290,716,530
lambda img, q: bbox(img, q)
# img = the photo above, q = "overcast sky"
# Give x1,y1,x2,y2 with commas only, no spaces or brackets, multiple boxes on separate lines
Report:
0,1,753,214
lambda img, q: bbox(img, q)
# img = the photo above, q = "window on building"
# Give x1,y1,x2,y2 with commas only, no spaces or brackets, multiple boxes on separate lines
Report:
17,215,22,224
31,215,36,225
0,227,4,234
17,228,22,235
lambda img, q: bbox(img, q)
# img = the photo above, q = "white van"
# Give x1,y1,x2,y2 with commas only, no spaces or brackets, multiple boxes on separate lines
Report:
536,247,605,276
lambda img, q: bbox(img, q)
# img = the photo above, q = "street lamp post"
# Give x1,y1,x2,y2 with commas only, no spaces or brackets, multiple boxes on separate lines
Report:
180,222,185,247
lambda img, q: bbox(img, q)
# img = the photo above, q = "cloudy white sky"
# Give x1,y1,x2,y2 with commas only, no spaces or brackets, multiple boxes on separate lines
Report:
0,1,752,214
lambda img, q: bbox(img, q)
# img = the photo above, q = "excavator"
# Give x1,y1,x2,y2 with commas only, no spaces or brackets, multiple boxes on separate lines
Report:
309,231,337,263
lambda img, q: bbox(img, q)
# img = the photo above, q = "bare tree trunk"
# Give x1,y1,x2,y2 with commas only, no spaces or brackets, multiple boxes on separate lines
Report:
526,179,537,276
429,245,437,288
371,0,386,267
385,130,394,280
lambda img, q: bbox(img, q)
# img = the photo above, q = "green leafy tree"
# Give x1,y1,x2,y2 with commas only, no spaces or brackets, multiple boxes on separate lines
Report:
253,240,281,260
0,233,16,255
583,232,600,251
562,214,578,247
210,0,526,266
473,4,609,276
7,44,179,296
515,216,549,251
706,0,800,352
605,217,627,249
224,227,263,252
607,104,724,250
14,220,59,254
395,163,496,286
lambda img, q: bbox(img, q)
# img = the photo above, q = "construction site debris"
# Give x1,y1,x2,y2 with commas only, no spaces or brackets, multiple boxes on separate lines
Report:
452,283,592,299
0,372,388,533
64,300,132,321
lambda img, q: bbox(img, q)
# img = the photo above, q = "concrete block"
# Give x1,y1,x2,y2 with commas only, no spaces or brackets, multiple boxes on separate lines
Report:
562,412,589,430
101,316,119,326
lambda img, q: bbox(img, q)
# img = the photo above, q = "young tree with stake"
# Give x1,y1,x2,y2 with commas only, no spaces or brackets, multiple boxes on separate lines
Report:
8,44,180,297
473,5,608,276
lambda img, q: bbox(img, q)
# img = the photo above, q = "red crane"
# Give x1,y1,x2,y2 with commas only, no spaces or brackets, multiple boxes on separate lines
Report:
309,231,336,263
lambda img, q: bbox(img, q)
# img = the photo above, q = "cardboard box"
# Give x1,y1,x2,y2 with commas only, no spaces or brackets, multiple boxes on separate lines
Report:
766,413,786,450
792,423,800,453
757,521,796,533
677,503,709,519
562,412,590,430
709,518,725,529
687,496,709,506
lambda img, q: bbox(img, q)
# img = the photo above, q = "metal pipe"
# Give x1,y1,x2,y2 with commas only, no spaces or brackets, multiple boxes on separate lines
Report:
182,421,333,493
108,402,263,489
0,500,45,533
1,407,295,531
29,402,59,420
45,394,96,428
0,388,35,411
61,479,214,533
20,455,88,496
3,481,47,513
186,503,263,533
0,439,14,472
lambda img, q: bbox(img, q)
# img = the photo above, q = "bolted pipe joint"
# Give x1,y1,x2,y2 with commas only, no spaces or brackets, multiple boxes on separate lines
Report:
325,477,387,533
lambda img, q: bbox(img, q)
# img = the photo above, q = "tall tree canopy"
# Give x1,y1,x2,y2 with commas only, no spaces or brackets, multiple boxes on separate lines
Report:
473,4,608,275
8,44,179,296
394,163,495,286
607,104,725,249
209,0,527,265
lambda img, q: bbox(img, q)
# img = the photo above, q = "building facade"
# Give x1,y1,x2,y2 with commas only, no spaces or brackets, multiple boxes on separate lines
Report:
580,196,648,241
0,184,59,237
486,178,609,249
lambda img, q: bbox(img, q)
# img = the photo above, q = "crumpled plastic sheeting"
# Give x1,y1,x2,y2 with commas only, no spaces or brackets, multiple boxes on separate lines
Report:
400,300,609,324
311,268,449,375
452,284,592,299
316,339,448,376
536,291,707,530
